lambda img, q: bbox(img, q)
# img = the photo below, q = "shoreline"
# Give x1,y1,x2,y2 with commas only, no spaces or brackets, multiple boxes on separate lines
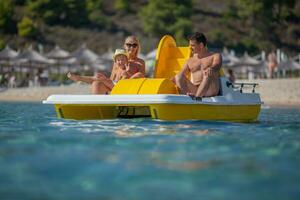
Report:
1,78,300,107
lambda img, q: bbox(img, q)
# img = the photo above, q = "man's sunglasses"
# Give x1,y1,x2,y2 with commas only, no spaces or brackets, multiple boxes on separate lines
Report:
125,43,138,48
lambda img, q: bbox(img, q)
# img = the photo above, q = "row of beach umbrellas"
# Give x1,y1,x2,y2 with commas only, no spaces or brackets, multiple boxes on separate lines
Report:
0,45,119,72
0,45,299,75
221,49,300,75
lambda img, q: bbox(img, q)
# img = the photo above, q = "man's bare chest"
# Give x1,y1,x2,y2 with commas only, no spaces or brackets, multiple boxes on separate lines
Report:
189,57,213,72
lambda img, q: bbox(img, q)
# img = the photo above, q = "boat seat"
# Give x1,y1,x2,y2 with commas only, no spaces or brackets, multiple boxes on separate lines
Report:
111,78,179,95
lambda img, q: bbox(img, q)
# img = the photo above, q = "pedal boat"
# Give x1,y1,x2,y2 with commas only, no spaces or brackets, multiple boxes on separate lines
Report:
43,35,262,122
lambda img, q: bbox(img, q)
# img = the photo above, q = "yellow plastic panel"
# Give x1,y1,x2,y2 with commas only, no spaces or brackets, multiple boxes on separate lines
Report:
219,68,225,77
53,102,260,121
154,35,191,79
150,104,260,122
111,78,146,94
111,78,178,95
55,105,116,120
138,78,178,94
176,47,192,58
154,35,177,78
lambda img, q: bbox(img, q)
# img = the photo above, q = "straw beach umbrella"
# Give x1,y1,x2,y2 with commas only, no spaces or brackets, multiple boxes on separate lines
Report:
14,46,55,83
233,52,265,79
71,44,100,73
100,50,114,61
98,50,115,73
221,48,240,67
45,45,76,73
277,59,300,77
278,60,300,70
0,45,18,60
15,45,54,67
46,45,70,59
0,45,19,72
72,44,99,64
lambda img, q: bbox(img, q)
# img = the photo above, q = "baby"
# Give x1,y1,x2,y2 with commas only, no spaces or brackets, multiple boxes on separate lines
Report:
68,49,132,94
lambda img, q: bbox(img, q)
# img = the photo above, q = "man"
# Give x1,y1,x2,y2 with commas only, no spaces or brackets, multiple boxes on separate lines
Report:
174,32,222,98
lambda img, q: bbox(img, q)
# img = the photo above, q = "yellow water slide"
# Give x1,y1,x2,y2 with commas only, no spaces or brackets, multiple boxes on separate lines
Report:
154,35,192,79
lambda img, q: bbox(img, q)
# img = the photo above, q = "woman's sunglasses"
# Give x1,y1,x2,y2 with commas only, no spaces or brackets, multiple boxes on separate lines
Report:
125,43,138,48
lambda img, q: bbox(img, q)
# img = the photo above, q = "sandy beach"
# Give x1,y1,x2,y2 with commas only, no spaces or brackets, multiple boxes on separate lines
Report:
0,78,300,106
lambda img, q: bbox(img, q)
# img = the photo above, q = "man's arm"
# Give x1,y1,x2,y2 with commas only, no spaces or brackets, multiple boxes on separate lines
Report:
177,61,190,78
211,53,222,72
172,60,192,95
205,53,222,77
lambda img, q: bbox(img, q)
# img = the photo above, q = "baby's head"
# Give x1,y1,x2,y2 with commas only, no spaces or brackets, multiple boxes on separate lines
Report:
113,49,128,69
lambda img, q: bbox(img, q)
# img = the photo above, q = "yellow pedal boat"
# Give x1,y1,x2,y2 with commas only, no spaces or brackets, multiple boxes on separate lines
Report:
43,35,263,122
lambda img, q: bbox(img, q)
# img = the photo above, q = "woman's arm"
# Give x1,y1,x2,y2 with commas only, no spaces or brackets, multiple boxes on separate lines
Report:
120,70,131,79
129,72,144,79
138,59,146,77
110,64,117,80
129,59,145,78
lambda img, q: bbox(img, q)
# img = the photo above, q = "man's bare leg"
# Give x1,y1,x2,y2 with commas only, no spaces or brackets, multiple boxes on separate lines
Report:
195,75,211,97
175,74,198,95
195,75,220,97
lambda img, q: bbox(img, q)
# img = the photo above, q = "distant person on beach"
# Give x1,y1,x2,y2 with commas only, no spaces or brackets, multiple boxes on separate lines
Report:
68,49,138,94
174,32,222,98
8,73,16,88
267,51,278,79
227,68,235,83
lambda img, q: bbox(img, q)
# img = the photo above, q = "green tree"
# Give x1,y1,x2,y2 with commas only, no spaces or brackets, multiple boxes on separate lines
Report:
0,0,14,32
235,0,296,28
140,0,193,43
14,0,27,5
86,0,109,28
17,16,37,38
114,0,130,13
27,0,88,27
0,39,4,49
224,0,297,51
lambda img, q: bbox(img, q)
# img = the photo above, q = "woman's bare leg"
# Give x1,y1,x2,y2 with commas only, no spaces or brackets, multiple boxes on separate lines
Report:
100,78,114,90
67,72,94,84
91,81,111,94
94,72,115,89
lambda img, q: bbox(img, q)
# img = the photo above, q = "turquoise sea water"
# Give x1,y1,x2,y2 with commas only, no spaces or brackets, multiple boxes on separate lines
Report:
0,102,300,200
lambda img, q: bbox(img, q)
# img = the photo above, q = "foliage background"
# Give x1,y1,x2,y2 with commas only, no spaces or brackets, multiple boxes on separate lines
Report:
0,0,299,55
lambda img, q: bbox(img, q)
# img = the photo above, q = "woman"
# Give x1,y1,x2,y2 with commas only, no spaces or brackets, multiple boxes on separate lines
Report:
68,35,145,94
111,35,145,79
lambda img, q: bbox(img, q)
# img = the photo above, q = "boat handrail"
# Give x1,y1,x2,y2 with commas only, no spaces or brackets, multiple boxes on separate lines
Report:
226,81,258,93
